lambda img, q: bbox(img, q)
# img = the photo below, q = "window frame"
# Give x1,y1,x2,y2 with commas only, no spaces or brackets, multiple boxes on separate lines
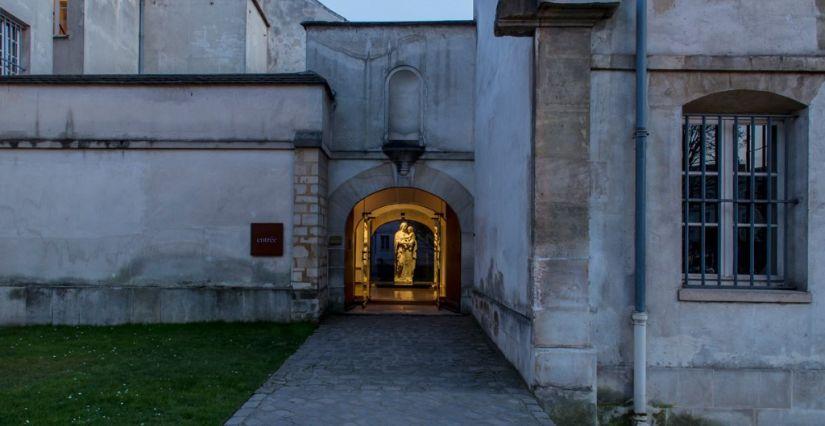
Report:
0,9,26,76
682,113,794,290
54,0,69,37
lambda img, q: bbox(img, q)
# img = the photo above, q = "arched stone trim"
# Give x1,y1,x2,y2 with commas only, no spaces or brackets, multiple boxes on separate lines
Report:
683,89,807,115
650,73,825,109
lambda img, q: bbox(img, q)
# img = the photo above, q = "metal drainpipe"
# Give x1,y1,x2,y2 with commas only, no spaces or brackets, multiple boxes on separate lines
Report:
633,0,649,425
138,0,145,74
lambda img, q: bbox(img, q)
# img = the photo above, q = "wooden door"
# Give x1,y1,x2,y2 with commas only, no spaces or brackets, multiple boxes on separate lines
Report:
441,207,462,312
344,211,356,309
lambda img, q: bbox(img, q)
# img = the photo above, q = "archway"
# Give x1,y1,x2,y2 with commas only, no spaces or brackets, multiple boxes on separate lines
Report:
344,187,462,312
326,162,474,313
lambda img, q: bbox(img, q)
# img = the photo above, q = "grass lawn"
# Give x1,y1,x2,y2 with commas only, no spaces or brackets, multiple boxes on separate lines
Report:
0,322,316,425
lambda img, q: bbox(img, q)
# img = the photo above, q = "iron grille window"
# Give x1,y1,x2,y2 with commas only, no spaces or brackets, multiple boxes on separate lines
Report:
1,11,25,75
682,114,793,289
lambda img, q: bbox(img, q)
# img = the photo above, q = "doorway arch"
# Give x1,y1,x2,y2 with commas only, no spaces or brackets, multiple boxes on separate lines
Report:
344,187,462,311
327,162,474,313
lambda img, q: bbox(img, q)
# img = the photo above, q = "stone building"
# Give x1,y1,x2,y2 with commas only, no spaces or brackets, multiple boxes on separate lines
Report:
1,0,824,424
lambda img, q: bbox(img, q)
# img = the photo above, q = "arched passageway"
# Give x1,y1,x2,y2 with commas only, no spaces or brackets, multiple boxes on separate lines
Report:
344,188,462,312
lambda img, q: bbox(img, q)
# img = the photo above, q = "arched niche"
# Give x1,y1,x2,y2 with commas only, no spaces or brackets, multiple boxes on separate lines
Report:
386,66,424,143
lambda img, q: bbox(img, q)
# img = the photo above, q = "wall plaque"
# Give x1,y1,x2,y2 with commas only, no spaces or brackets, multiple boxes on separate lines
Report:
250,223,284,257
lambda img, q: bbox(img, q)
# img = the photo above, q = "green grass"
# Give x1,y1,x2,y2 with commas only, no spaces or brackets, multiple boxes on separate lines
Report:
0,322,316,425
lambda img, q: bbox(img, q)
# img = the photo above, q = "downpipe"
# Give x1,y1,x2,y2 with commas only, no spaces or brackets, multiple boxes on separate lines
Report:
633,0,649,425
632,312,648,425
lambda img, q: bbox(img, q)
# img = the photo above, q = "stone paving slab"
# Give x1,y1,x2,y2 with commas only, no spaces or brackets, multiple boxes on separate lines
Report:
227,315,553,425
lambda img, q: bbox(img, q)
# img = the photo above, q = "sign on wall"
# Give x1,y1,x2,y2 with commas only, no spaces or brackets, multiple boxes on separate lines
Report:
250,223,284,257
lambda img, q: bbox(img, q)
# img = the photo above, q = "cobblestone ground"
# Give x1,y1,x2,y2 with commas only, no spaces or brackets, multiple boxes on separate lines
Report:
227,315,553,425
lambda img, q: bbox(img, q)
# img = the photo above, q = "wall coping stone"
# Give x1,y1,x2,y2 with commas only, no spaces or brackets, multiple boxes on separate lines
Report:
0,283,295,291
678,288,812,304
0,72,335,98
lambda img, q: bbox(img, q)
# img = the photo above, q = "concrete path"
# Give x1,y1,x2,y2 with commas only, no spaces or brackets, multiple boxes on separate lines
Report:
227,314,553,425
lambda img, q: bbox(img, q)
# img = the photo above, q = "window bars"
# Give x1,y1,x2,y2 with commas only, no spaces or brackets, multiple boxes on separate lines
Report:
682,114,795,289
1,12,25,76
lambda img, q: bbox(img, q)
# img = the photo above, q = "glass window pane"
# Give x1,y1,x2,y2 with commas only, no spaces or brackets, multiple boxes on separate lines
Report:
685,226,718,274
686,124,719,172
688,175,719,199
737,228,750,275
688,203,719,224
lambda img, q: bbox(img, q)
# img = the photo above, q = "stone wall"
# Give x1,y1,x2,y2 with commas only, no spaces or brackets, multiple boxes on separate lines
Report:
291,146,329,320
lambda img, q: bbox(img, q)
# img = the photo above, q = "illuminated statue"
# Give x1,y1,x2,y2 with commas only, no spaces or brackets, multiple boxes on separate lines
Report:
394,222,417,285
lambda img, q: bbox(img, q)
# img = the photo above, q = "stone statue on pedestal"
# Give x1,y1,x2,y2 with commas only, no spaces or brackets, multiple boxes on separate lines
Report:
394,222,417,285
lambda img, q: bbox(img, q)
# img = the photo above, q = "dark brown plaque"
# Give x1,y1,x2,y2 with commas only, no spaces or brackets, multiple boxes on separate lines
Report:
250,223,284,257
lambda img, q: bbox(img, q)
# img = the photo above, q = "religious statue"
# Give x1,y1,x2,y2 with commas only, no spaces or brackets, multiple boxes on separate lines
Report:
394,221,417,285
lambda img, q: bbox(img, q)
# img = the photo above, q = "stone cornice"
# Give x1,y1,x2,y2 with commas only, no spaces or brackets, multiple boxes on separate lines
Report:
495,0,619,36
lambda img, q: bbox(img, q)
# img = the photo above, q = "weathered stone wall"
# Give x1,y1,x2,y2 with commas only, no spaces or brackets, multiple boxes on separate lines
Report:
260,0,344,73
472,0,535,390
594,0,825,56
531,25,599,418
291,147,329,319
0,0,53,74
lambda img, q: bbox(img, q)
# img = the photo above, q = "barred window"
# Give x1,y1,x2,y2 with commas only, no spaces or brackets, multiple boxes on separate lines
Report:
1,11,25,75
682,115,793,289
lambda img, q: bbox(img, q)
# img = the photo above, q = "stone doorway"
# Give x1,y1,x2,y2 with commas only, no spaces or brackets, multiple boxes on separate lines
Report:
343,188,462,312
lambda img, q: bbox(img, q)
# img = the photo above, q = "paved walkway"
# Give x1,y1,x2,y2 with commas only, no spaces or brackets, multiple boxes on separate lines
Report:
227,314,553,425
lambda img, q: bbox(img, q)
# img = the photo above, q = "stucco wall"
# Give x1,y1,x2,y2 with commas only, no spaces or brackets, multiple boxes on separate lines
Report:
0,0,53,74
472,0,534,383
0,149,294,287
260,0,344,73
245,0,268,73
0,84,328,142
83,0,139,73
141,0,247,74
306,23,476,153
593,0,825,56
0,81,332,325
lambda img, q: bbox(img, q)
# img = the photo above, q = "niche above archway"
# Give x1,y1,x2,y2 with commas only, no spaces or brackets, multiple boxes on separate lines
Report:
383,66,426,176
